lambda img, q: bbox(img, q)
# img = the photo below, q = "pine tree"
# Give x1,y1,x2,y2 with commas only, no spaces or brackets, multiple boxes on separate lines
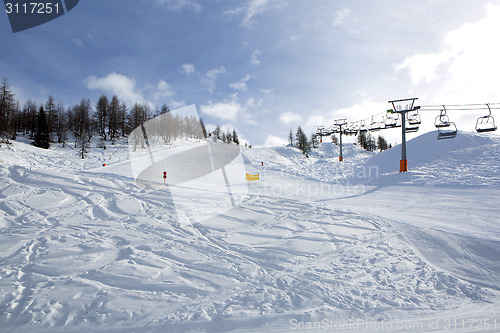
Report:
288,129,294,146
21,99,38,138
377,134,389,152
55,102,67,144
311,133,319,148
199,118,207,138
128,102,150,134
95,94,108,140
232,129,239,145
33,106,50,149
45,95,56,141
108,95,120,142
213,125,221,140
0,78,16,141
357,131,368,150
331,135,339,146
159,104,170,115
119,102,128,136
8,101,20,140
366,134,377,152
295,126,310,154
70,98,91,157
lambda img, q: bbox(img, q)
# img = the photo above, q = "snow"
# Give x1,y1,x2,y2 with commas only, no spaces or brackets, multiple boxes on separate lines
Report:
0,131,499,332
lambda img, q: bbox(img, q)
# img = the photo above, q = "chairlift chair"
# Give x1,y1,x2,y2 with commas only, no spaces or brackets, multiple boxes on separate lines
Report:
405,124,420,133
359,120,368,133
404,110,421,133
476,104,497,133
407,111,421,125
433,107,457,139
434,108,451,128
385,113,401,128
345,127,358,136
437,122,457,140
369,116,384,132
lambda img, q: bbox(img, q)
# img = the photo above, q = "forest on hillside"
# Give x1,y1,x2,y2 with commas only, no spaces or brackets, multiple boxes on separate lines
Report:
0,79,241,156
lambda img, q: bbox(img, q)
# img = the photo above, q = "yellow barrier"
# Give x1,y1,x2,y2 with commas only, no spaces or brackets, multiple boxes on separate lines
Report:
245,173,260,181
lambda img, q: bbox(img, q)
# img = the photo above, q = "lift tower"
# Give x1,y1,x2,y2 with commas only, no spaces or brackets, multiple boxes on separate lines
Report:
334,119,347,162
388,98,419,172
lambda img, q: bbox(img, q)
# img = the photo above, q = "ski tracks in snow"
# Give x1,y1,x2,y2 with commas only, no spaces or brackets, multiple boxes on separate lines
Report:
0,161,497,331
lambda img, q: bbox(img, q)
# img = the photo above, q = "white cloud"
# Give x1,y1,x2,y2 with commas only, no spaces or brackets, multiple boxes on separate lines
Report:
72,37,85,50
229,74,250,91
245,97,262,108
206,66,227,80
259,88,274,94
153,80,174,100
202,66,227,93
244,0,274,26
394,3,500,102
251,50,261,65
333,8,350,26
180,63,195,74
85,72,184,109
336,99,388,120
263,134,287,147
293,99,390,137
225,0,277,27
156,0,202,13
200,101,242,121
85,72,145,106
305,115,330,132
394,52,451,85
279,111,302,125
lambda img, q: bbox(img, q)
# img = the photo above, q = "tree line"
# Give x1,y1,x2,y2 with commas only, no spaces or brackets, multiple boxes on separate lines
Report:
356,131,390,152
0,79,242,157
287,125,390,155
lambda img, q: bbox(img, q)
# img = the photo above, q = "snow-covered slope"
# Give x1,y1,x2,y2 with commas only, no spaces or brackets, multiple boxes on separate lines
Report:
365,131,500,185
0,134,499,333
244,142,374,184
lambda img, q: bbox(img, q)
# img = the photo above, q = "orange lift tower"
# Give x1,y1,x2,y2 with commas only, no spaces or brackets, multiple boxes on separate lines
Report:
388,98,420,172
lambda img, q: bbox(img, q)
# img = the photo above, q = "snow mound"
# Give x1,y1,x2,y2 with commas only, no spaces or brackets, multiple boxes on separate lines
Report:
365,131,500,185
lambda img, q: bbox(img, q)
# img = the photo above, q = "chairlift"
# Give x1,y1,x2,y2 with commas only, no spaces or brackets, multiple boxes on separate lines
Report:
405,124,420,133
359,120,368,133
434,107,451,128
437,122,457,140
476,104,497,133
385,113,401,128
403,110,421,133
369,116,384,132
345,124,358,136
433,106,457,139
407,110,421,125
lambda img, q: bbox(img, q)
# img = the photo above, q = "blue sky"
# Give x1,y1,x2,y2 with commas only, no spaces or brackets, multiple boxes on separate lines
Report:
1,0,500,146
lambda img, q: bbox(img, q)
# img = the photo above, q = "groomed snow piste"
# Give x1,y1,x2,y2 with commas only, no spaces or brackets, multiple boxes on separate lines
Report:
0,131,499,332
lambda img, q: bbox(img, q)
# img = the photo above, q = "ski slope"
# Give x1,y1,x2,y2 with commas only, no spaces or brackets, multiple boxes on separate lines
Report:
0,131,499,332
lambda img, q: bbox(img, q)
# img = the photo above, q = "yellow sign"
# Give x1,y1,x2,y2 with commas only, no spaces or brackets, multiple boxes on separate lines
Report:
245,173,260,181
